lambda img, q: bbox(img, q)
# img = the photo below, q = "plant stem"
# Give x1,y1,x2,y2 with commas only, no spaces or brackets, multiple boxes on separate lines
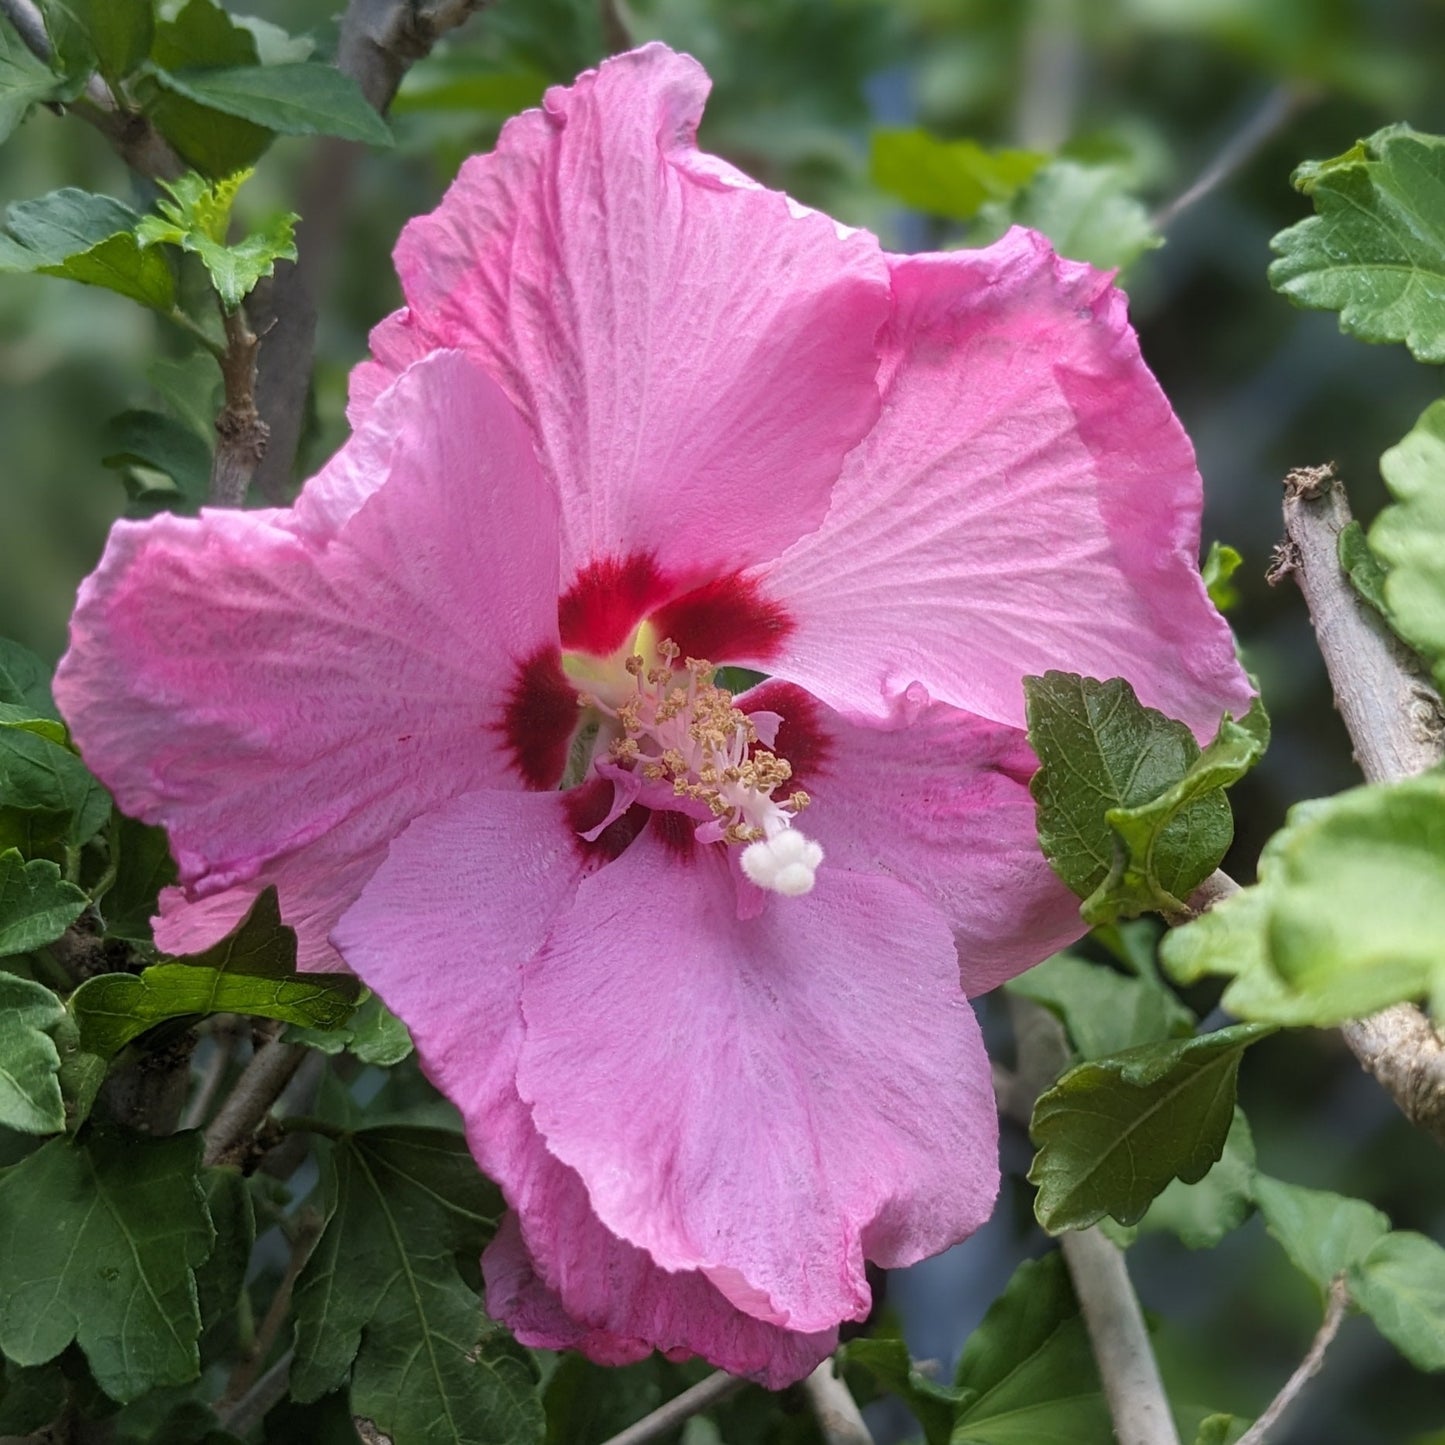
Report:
1008,996,1182,1445
202,1035,306,1166
217,1209,322,1412
1275,464,1445,1144
249,0,496,500
1275,464,1445,783
599,1370,748,1445
801,1359,875,1445
1060,1229,1182,1445
217,1349,295,1437
179,1024,237,1131
1234,1277,1350,1445
0,0,185,179
1152,84,1314,231
210,304,268,506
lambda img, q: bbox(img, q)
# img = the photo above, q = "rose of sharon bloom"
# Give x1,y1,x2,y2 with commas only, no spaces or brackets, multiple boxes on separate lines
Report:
56,45,1249,1384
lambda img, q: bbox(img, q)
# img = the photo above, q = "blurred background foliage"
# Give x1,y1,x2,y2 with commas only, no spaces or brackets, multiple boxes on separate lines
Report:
3,1,1445,1440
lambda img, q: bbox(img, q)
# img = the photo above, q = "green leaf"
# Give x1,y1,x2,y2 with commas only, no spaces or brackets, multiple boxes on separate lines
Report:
138,75,272,178
951,1252,1112,1444
1269,125,1445,363
0,188,175,309
1024,672,1234,919
1132,1108,1256,1250
233,16,313,65
151,0,257,70
147,352,221,442
194,1167,255,1337
72,885,356,1053
137,168,296,310
184,213,295,310
869,128,1044,221
0,16,69,144
0,1130,215,1401
1028,1024,1272,1233
1193,1416,1250,1445
0,705,66,743
1337,521,1390,618
541,1354,675,1445
177,884,293,977
392,61,546,117
1006,951,1195,1061
99,816,176,943
1201,541,1242,611
843,1332,964,1445
291,1126,541,1445
0,726,111,846
1253,1175,1390,1293
70,963,359,1059
1162,774,1445,1024
0,637,57,717
52,1013,105,1132
0,973,66,1134
103,409,212,511
140,7,267,176
0,188,139,264
1371,400,1445,689
0,848,87,953
70,0,153,83
1088,710,1263,924
32,0,92,87
1347,1231,1445,1371
285,992,414,1067
154,63,393,146
0,1356,66,1435
977,160,1160,272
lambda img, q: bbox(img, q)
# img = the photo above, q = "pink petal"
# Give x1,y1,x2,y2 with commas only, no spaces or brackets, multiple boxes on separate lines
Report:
332,786,588,1180
760,231,1252,740
56,353,568,965
485,1183,837,1388
336,792,835,1384
484,1214,653,1369
742,680,1084,995
346,307,434,431
379,44,890,591
515,826,1000,1334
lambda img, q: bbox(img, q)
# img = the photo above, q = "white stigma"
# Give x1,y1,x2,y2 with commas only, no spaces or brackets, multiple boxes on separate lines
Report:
578,634,822,898
740,826,824,897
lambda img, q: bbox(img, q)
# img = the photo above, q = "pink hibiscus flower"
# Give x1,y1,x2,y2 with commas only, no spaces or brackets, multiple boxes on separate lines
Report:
55,45,1249,1384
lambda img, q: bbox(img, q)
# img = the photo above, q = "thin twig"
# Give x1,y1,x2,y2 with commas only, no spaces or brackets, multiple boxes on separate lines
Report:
216,1208,323,1411
1008,996,1182,1445
216,1349,294,1437
179,1023,238,1131
1338,1006,1445,1148
1059,1230,1181,1445
202,1037,306,1167
0,0,185,178
600,1370,748,1445
210,304,268,505
1276,464,1445,784
1184,867,1239,914
249,0,495,500
1152,84,1315,231
1234,1276,1350,1445
1276,464,1445,1144
1013,0,1083,153
801,1359,875,1445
